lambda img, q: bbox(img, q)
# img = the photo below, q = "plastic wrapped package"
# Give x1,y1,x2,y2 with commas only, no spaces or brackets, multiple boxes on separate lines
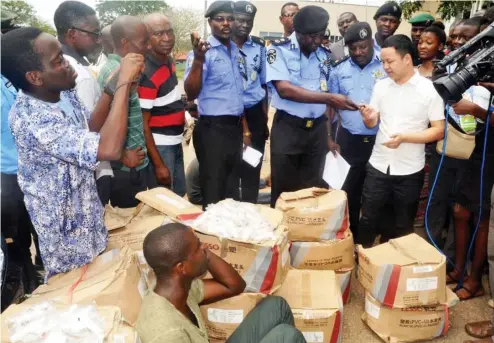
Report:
6,302,108,343
194,200,277,242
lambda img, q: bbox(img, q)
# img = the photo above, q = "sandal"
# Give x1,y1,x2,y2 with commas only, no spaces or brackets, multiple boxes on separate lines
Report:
456,285,485,301
465,321,494,339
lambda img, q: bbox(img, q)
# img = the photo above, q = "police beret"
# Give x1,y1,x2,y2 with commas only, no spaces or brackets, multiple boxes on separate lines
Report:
344,22,372,45
408,13,435,26
373,1,402,20
205,0,234,18
233,1,257,17
293,6,330,35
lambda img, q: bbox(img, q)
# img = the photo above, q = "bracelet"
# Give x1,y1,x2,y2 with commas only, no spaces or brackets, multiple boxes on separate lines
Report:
243,131,252,137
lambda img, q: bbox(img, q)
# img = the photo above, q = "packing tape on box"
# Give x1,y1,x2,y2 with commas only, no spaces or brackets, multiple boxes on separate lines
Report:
244,245,280,293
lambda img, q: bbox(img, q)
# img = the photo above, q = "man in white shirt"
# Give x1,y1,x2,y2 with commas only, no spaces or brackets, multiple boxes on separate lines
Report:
357,34,445,247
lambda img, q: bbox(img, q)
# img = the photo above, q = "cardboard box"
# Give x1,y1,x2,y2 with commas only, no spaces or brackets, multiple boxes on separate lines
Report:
290,230,354,271
104,204,137,231
196,223,290,294
357,234,447,308
1,303,140,343
135,187,202,220
274,269,343,343
336,268,353,305
106,204,168,251
20,247,144,326
275,188,349,242
362,289,459,343
200,293,266,342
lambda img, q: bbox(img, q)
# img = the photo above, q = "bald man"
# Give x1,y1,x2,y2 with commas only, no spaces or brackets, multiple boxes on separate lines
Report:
138,13,186,196
101,25,114,56
330,12,358,61
98,15,156,208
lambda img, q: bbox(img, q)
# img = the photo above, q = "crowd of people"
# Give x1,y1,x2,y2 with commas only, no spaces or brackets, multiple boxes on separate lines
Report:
1,0,494,342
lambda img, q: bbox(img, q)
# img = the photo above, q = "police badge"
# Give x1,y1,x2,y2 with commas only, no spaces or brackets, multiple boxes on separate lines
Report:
267,49,276,64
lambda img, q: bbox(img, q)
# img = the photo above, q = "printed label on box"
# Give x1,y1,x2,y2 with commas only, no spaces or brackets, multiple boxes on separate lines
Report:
406,277,438,291
413,265,434,274
302,331,324,343
365,298,380,319
207,308,244,324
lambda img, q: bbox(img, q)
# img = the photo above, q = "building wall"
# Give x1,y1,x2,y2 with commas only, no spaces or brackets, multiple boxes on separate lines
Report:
251,0,412,40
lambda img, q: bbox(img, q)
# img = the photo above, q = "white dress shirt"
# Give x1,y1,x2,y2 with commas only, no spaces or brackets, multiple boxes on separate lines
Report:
369,72,445,176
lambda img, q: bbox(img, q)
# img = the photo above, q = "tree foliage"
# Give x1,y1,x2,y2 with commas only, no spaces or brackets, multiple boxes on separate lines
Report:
163,7,202,55
400,0,424,20
400,0,475,21
1,0,56,35
96,0,168,26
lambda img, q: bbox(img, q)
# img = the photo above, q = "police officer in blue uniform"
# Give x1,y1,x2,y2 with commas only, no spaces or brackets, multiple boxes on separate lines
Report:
184,0,246,210
266,5,358,207
231,1,268,203
328,22,387,240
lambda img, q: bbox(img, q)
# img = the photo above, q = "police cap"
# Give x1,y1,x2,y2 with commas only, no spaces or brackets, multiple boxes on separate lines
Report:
205,0,234,18
293,6,330,35
373,1,402,21
233,1,257,17
408,13,435,26
344,22,372,45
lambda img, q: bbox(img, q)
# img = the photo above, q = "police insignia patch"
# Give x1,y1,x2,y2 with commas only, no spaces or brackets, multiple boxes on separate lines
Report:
267,49,276,64
359,29,368,39
246,4,253,13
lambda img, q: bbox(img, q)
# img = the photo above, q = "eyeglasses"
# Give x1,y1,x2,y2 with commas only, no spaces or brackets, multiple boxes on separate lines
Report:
211,16,234,23
71,27,102,39
281,12,297,18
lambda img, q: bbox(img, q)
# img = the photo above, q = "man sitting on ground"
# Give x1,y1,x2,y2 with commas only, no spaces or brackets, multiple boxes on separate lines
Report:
136,223,305,343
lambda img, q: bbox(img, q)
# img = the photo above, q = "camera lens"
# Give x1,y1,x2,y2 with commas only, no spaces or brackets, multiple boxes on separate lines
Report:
433,67,478,103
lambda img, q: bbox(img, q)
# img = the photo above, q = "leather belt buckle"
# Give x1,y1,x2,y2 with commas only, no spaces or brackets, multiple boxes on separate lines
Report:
305,120,314,128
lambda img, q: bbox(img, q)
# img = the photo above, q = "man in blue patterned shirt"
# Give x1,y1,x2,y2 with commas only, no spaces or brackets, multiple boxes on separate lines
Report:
1,27,144,279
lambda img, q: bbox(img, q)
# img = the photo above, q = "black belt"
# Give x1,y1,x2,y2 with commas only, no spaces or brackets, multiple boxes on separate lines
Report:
339,126,376,143
199,115,242,126
276,110,326,129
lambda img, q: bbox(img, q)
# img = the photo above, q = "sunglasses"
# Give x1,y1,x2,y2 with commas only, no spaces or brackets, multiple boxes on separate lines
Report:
71,27,102,39
212,16,235,23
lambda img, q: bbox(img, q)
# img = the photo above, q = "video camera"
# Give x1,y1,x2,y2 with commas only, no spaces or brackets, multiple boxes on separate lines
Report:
433,22,494,103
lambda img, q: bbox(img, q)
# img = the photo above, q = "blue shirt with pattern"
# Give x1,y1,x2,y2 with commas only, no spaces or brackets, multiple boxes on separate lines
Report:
185,36,244,116
329,53,387,135
240,36,266,108
9,89,107,279
1,75,18,174
266,32,332,119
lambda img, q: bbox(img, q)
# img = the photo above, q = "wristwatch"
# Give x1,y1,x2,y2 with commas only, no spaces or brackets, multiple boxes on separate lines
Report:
243,131,252,137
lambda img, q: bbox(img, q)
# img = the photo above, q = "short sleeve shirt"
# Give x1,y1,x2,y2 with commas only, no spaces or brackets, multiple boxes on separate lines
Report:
136,279,208,343
98,54,149,171
9,90,107,278
368,72,445,175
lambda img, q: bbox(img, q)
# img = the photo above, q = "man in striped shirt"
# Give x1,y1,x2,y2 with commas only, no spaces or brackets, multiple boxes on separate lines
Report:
98,16,156,208
139,13,186,196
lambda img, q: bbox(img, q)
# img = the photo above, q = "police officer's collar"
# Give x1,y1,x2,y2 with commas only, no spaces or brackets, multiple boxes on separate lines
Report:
208,35,238,50
289,31,300,50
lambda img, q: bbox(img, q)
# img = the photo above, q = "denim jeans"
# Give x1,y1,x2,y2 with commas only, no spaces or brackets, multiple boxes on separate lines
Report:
150,144,186,197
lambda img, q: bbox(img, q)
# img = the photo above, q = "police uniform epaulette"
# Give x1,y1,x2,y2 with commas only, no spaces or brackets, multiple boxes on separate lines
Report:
331,55,350,68
250,35,265,46
271,37,290,46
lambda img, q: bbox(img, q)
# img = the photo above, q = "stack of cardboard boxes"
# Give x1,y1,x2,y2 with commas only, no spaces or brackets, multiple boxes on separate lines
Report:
275,187,354,305
357,233,458,342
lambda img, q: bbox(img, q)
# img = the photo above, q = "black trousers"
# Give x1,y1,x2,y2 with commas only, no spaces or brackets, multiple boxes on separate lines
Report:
240,101,268,203
357,164,425,247
0,173,39,294
427,149,466,262
110,165,157,208
193,115,243,210
338,127,376,240
270,110,328,208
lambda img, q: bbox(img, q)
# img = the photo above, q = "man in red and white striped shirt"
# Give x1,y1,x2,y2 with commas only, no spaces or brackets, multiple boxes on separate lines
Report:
139,13,186,196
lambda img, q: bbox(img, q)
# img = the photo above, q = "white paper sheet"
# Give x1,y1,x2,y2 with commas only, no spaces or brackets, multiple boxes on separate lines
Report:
323,152,350,190
243,145,263,167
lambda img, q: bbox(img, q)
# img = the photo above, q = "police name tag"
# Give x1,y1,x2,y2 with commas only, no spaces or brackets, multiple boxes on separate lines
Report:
320,80,328,92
